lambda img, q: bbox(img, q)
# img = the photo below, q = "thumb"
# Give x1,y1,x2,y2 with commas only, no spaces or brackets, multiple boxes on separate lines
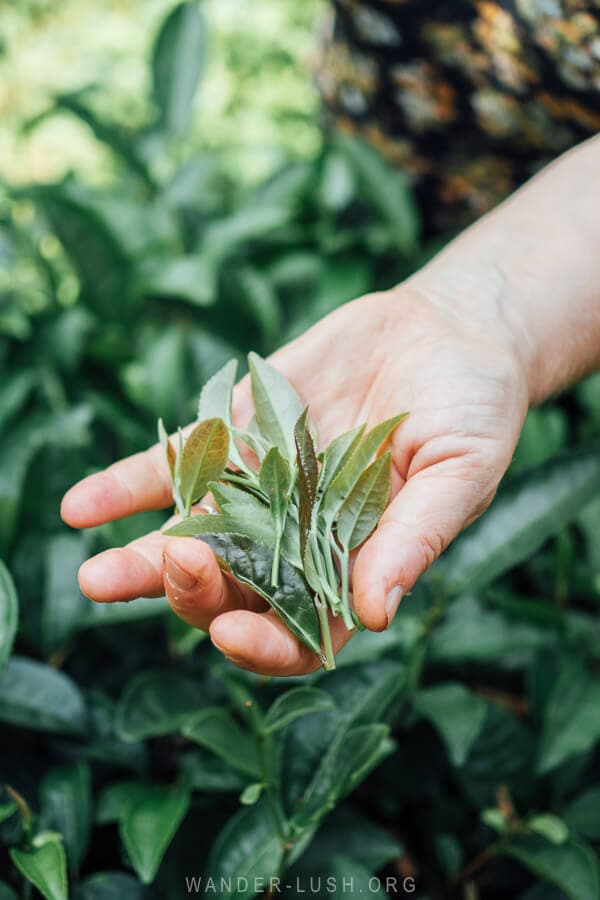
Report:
352,459,498,631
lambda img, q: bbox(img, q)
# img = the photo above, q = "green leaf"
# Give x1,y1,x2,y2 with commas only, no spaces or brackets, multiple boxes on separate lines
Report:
42,534,86,655
0,882,18,900
239,783,264,806
182,708,261,778
115,671,205,741
320,414,407,527
329,856,388,899
0,656,87,735
528,814,569,845
259,447,292,521
440,446,600,595
318,424,365,496
179,418,229,514
248,352,303,461
10,834,68,900
40,763,92,875
0,559,17,674
503,835,600,900
336,452,391,550
120,785,190,884
96,782,150,825
179,748,248,793
537,663,600,774
198,359,238,423
235,267,281,345
414,683,488,767
74,871,149,900
201,533,321,656
141,255,215,306
294,409,319,559
262,688,335,734
205,801,283,900
564,788,600,840
158,417,176,480
152,0,205,134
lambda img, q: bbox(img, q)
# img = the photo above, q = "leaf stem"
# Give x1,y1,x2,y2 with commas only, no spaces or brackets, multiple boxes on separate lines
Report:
315,595,336,670
331,539,354,629
271,530,282,587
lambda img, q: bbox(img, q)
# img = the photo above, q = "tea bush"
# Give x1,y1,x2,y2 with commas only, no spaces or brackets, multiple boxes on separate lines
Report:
2,3,600,898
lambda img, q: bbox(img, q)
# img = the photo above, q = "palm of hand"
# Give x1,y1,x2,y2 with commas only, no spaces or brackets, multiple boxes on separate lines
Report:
62,287,527,675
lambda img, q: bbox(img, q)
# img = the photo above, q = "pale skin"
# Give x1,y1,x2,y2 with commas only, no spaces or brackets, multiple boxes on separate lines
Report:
61,134,600,676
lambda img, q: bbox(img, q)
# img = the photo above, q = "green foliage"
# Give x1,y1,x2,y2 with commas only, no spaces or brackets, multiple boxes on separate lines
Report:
2,4,600,899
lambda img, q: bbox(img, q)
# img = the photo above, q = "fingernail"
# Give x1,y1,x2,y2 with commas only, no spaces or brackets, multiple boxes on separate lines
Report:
386,585,403,625
164,553,197,592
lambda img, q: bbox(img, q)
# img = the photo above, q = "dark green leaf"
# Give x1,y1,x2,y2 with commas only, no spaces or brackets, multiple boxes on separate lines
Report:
414,683,488,767
10,834,68,900
0,882,18,900
294,409,318,559
74,871,150,900
182,708,260,778
40,763,92,874
440,446,600,595
96,782,151,825
200,533,321,656
503,835,599,900
42,534,86,655
564,788,600,840
179,418,229,514
248,352,303,461
205,801,283,900
120,786,190,884
262,688,335,734
336,452,391,550
152,1,205,134
115,671,205,741
0,559,17,674
0,656,87,735
538,663,600,774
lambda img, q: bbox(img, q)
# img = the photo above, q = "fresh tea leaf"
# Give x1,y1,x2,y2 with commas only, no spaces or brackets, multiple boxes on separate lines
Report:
259,447,292,517
179,417,229,515
318,424,365,495
294,408,319,559
115,670,205,741
157,418,176,478
73,871,148,900
40,763,92,875
337,452,391,550
248,352,303,461
120,786,190,884
320,414,407,526
414,683,488,767
502,835,600,900
152,0,205,135
201,533,321,656
0,559,17,674
10,834,68,900
197,359,246,469
0,657,87,735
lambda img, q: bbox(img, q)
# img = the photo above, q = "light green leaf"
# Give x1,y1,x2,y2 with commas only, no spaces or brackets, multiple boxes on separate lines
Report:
182,707,260,778
200,533,321,656
538,663,600,773
259,447,291,522
248,352,303,461
320,414,407,527
240,783,264,806
40,763,92,874
42,534,86,655
152,0,205,134
482,808,508,835
141,255,214,306
503,835,600,900
164,511,274,547
337,452,391,550
318,424,365,496
179,417,229,514
158,417,176,479
414,683,488,767
205,801,283,900
115,670,205,741
10,834,68,900
197,359,246,469
262,688,335,734
0,559,17,674
0,656,87,735
440,446,600,595
235,267,281,344
528,815,569,845
120,785,190,884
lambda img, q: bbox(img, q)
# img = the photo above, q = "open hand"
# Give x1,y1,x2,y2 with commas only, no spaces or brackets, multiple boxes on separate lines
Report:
61,283,528,675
